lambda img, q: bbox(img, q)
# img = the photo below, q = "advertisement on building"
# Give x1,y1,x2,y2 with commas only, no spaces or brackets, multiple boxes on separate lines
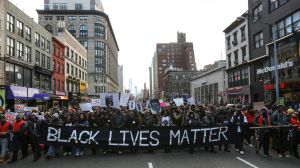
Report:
0,89,5,109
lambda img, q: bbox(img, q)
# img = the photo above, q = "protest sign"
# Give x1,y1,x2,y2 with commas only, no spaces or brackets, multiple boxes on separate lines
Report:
173,98,184,106
91,99,101,107
79,103,92,112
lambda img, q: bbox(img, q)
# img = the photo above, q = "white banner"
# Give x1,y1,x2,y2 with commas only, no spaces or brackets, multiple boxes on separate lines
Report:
91,99,101,107
100,93,120,108
120,93,130,106
136,102,143,112
187,97,196,105
128,100,136,110
173,98,184,106
79,103,92,112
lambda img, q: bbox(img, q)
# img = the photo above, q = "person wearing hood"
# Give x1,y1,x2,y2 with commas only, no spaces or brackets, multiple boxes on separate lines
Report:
26,113,41,161
8,115,27,164
0,114,12,163
254,107,272,158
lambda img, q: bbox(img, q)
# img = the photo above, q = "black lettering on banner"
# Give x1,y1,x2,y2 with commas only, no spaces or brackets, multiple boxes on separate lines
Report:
41,125,234,149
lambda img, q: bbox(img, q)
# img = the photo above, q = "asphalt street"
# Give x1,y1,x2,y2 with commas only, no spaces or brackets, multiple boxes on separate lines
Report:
1,145,299,168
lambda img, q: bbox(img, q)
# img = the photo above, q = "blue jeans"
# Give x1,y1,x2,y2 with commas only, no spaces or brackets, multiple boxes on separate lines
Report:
0,138,9,158
47,145,59,157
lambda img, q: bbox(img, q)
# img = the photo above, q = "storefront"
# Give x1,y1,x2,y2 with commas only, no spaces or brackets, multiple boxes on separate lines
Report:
52,91,68,108
227,85,250,105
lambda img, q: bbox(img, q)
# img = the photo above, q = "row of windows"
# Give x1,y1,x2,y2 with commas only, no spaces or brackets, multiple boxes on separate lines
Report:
94,86,106,93
228,68,249,87
270,0,289,12
65,47,87,68
66,63,87,81
272,11,300,40
227,46,247,68
53,78,65,92
45,3,97,11
66,82,80,93
226,26,246,50
6,13,50,53
53,61,64,76
35,51,51,70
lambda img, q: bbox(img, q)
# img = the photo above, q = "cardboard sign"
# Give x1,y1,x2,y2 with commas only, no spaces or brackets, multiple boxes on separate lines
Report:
187,97,196,105
253,102,265,111
173,98,184,106
91,99,101,107
79,103,92,112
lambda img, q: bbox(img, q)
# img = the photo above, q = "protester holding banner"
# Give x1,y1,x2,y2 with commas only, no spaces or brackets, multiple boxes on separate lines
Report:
75,113,89,156
290,111,300,158
243,108,255,148
63,115,73,156
215,107,230,152
230,106,248,155
0,114,12,163
171,107,184,126
202,109,217,153
111,109,126,155
271,105,290,158
8,115,27,164
254,107,272,158
26,113,41,161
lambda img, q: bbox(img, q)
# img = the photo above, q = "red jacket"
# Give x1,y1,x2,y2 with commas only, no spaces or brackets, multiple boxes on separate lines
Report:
243,111,254,124
0,121,11,133
13,120,26,133
257,114,271,126
290,117,300,131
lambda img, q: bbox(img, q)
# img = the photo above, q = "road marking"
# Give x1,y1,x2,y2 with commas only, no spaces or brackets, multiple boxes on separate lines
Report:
236,157,259,168
148,162,154,168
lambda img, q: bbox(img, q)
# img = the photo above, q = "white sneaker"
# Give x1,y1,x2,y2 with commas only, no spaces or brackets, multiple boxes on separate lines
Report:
75,152,80,156
240,151,244,155
249,144,254,148
278,154,283,158
285,154,291,158
103,151,107,155
63,152,68,156
235,149,239,152
68,152,72,156
80,151,83,156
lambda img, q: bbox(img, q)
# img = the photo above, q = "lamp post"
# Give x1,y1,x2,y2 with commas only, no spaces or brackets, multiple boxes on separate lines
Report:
237,16,280,102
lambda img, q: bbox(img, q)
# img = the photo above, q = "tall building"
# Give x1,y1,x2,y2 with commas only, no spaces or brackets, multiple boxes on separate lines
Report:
247,0,300,103
54,29,88,104
223,12,251,105
190,60,227,105
37,0,119,95
118,64,123,92
152,32,197,98
0,0,53,110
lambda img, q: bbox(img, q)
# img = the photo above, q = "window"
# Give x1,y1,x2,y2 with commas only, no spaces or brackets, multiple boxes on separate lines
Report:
25,26,31,41
95,57,102,64
66,47,69,57
45,16,53,20
61,64,64,74
227,53,231,68
71,50,74,60
41,54,45,67
96,67,102,73
7,37,15,56
35,51,40,65
79,69,81,79
241,46,246,62
253,3,262,23
68,25,76,37
53,61,56,71
41,37,46,50
75,68,78,77
67,63,69,74
44,4,50,10
95,41,105,49
79,56,81,65
80,25,88,37
46,40,50,53
240,26,246,41
68,16,76,21
80,16,88,21
254,32,263,48
293,11,300,30
232,31,238,46
56,16,64,21
57,63,60,73
270,0,288,12
17,41,24,58
47,57,50,69
226,36,231,49
75,53,78,63
17,20,23,37
6,13,14,32
25,46,31,62
71,65,74,76
59,3,67,10
75,3,83,10
45,25,53,33
80,41,88,50
35,33,40,47
95,23,105,38
53,3,59,10
234,50,238,65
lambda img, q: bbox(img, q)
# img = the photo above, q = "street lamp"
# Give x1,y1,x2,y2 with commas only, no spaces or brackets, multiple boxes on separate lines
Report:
237,16,280,102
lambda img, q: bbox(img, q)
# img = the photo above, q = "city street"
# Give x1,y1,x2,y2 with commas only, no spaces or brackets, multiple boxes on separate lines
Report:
1,146,299,168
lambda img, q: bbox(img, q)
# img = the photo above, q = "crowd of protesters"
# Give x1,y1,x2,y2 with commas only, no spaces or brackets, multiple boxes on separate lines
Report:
0,102,300,164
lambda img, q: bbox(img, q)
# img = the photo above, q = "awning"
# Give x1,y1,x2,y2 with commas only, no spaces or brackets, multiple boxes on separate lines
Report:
6,86,39,100
33,93,50,101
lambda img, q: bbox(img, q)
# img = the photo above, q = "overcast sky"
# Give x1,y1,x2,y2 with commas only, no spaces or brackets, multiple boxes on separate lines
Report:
9,0,247,92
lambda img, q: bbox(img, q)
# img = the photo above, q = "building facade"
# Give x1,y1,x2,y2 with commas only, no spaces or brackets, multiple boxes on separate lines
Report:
190,61,226,105
0,0,53,111
37,0,119,95
55,29,88,104
52,37,67,106
163,65,203,100
118,64,123,93
224,12,251,105
152,32,197,98
248,0,300,103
